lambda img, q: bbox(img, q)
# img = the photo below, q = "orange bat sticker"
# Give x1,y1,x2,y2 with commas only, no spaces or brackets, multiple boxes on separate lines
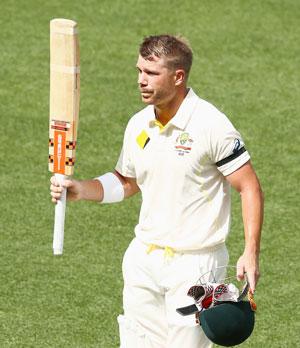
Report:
53,130,66,174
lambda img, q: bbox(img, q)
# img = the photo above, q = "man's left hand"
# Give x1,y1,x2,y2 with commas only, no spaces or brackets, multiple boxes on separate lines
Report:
236,252,260,293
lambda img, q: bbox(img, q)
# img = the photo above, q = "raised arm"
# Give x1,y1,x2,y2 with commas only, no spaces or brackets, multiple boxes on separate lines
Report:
50,170,140,203
225,161,264,293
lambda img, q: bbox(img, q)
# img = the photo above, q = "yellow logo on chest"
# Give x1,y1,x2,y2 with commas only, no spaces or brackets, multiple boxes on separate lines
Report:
175,132,194,155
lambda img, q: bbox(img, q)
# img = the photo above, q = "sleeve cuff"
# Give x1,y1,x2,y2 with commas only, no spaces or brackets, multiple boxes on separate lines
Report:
114,164,136,178
218,151,250,176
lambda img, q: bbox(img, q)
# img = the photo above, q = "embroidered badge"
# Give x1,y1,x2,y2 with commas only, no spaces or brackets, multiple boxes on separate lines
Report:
175,132,193,156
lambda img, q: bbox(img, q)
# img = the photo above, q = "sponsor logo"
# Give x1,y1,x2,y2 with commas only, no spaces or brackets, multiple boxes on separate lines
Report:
57,134,62,170
233,138,241,153
53,130,66,174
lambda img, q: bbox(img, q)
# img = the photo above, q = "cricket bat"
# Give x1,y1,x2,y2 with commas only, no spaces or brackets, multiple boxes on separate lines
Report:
48,18,80,255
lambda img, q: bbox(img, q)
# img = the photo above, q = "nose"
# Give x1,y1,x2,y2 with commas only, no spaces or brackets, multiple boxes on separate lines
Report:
138,71,147,86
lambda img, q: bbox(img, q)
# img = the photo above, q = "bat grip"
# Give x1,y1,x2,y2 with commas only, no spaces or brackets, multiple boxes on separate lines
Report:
53,173,67,255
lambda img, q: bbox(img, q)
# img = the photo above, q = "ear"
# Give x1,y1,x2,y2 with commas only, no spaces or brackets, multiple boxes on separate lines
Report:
174,69,185,86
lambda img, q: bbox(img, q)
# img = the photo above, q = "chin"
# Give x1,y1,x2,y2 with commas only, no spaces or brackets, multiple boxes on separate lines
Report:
141,96,154,105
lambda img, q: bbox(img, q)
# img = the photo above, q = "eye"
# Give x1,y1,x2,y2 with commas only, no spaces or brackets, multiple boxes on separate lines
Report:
147,70,159,76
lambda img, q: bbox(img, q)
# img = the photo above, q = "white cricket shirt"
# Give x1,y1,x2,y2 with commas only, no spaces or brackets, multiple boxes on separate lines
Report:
116,89,250,250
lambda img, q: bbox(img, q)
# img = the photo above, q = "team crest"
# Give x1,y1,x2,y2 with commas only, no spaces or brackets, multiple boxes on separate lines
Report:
175,132,193,156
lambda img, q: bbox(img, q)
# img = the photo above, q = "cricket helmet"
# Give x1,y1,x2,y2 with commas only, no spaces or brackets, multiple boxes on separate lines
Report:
199,300,255,346
176,266,257,347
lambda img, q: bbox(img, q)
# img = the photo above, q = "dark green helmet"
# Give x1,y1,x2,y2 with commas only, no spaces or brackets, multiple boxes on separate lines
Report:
176,266,257,347
199,300,255,347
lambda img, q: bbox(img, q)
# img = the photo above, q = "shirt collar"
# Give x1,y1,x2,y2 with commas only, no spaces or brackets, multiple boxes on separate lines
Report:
149,88,198,131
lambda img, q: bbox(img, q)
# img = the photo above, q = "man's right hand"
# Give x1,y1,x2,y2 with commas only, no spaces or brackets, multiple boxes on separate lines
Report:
50,172,140,204
50,176,82,203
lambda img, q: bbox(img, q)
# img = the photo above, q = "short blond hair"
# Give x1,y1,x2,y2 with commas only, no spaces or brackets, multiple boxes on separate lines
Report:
139,34,193,79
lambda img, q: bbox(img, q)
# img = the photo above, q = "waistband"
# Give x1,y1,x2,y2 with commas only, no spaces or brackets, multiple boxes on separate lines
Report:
136,238,226,256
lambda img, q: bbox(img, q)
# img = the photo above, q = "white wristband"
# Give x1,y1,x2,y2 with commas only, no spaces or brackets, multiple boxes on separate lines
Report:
95,172,124,203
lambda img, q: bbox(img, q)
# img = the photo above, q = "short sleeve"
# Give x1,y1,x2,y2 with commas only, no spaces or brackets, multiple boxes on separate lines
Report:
208,114,250,176
115,121,136,178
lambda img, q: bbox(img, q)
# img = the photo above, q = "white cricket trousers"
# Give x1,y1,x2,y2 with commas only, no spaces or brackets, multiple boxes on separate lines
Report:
118,238,229,348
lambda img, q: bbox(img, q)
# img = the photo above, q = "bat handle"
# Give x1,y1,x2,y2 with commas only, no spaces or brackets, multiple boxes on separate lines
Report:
53,173,67,255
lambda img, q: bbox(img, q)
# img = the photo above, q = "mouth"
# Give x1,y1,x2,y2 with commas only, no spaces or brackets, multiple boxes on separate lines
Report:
140,89,153,95
141,92,153,101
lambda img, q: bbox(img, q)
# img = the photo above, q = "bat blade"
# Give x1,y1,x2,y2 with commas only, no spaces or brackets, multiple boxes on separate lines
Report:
49,18,80,255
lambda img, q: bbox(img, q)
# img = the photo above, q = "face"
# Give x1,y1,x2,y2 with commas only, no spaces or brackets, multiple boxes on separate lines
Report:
136,54,178,107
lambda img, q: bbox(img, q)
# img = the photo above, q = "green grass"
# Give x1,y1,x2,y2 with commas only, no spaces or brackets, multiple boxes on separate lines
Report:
0,0,299,346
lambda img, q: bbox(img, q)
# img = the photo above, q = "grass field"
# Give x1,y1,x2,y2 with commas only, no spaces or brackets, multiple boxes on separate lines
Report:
0,0,299,347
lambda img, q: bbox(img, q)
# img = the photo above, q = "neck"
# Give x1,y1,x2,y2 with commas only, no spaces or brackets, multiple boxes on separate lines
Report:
155,87,188,126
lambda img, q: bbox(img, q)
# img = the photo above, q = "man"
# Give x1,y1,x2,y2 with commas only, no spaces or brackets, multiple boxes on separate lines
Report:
50,35,263,348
